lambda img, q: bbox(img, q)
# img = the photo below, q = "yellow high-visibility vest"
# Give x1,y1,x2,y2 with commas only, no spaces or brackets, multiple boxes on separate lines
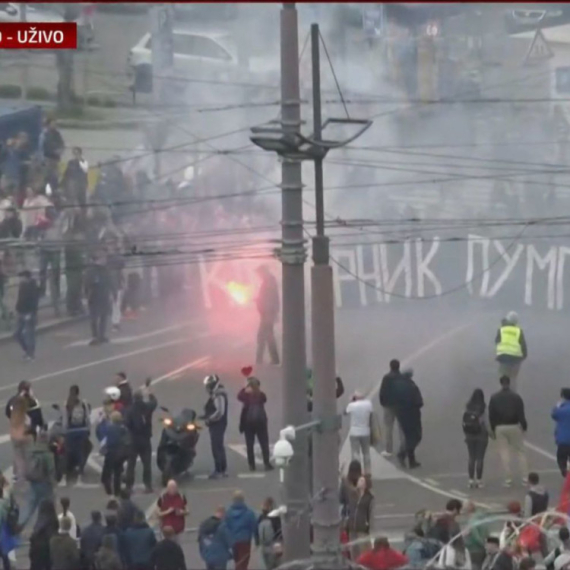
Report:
496,325,523,357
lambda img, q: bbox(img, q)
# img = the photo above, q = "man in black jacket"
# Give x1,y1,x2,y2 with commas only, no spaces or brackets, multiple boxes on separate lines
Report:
84,252,112,346
379,359,405,458
116,372,133,409
80,510,104,569
125,385,157,493
489,376,529,487
151,526,187,570
394,368,423,469
14,270,39,360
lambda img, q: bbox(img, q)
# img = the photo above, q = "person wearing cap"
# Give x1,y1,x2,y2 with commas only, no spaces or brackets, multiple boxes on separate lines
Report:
255,265,280,366
204,375,229,480
495,311,527,392
14,269,40,361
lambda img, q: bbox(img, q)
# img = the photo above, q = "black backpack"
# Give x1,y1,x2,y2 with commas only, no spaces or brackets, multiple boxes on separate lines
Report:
462,409,482,436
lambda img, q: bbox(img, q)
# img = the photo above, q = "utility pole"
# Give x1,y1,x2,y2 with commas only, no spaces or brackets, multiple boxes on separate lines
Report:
280,2,311,563
310,22,343,567
20,3,28,102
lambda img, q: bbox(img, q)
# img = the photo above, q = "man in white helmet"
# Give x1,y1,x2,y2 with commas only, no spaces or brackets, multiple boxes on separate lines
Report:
203,375,228,479
495,311,527,392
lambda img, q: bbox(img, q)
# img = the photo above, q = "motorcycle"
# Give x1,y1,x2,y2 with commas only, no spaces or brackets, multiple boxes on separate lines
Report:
156,407,200,487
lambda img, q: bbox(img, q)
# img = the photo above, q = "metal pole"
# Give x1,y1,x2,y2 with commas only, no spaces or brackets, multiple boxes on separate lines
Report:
310,23,342,566
20,3,28,102
280,2,311,563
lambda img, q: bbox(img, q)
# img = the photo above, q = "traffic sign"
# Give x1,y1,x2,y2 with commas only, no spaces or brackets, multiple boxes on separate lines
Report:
524,28,554,65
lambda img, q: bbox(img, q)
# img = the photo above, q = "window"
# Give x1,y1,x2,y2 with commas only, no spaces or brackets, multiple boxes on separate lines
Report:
173,34,233,61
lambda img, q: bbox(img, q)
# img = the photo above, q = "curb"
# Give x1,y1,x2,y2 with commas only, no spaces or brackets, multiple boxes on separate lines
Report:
0,314,86,346
57,119,140,130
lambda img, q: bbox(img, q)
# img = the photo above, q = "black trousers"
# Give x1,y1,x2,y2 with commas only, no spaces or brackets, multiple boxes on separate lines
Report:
125,439,152,490
244,424,271,469
466,437,489,480
89,304,108,341
256,320,279,365
102,454,124,496
209,422,227,474
557,444,570,476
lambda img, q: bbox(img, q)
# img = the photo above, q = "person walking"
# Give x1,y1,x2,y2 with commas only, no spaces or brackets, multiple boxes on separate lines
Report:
198,506,233,570
255,265,280,366
340,460,362,521
203,375,229,479
50,516,80,570
150,526,187,570
101,411,129,497
117,488,142,531
224,491,258,570
238,377,273,472
14,270,39,361
94,534,123,570
64,385,91,481
157,480,188,537
258,498,282,570
125,386,157,493
20,429,56,528
84,251,112,346
463,388,490,489
552,389,570,477
489,376,529,487
29,499,59,570
379,359,405,458
346,475,375,561
123,510,157,570
8,395,32,483
394,368,423,470
345,392,373,475
80,511,105,570
495,311,527,392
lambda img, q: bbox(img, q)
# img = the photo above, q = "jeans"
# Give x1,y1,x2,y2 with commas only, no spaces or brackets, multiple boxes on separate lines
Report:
19,481,53,528
495,424,529,481
350,435,371,474
89,304,108,342
383,407,405,455
244,424,271,469
466,437,488,480
39,249,61,313
102,454,124,496
15,312,36,357
209,423,227,474
125,439,153,490
256,319,279,365
557,444,570,477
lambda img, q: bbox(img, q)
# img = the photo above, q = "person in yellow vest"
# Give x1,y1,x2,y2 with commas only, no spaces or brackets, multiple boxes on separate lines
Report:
495,312,527,392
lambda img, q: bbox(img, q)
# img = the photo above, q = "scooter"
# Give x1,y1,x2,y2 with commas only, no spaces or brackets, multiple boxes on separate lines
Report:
156,407,200,487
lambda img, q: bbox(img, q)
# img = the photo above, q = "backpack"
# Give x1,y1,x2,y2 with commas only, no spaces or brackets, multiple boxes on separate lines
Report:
26,452,47,483
462,410,482,436
69,401,88,428
5,495,19,535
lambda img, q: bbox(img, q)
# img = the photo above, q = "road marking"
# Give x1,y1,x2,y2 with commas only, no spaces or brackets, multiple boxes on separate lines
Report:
525,441,557,461
0,335,213,395
450,489,469,498
424,478,441,486
65,321,198,348
339,317,493,506
426,468,560,479
238,473,266,479
228,443,275,466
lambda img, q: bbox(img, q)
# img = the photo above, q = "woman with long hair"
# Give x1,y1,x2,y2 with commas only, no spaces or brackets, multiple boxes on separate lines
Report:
9,395,31,482
29,499,58,570
463,388,490,489
347,475,374,561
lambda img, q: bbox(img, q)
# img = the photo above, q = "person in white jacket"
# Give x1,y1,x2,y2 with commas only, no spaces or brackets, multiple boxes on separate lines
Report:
345,392,373,474
58,496,79,541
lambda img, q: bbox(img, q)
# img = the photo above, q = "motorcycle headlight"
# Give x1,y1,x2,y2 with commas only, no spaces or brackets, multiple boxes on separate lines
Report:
186,423,196,431
163,418,173,427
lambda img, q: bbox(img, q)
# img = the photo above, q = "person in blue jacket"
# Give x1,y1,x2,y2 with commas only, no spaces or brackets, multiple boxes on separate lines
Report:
224,491,258,570
552,388,570,476
198,506,233,570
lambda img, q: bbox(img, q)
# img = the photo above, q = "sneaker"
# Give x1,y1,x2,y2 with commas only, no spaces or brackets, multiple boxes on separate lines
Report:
396,452,407,468
208,472,220,480
468,480,476,489
381,451,393,458
476,481,484,489
504,479,513,488
409,462,421,470
221,472,229,478
264,464,274,472
89,338,100,346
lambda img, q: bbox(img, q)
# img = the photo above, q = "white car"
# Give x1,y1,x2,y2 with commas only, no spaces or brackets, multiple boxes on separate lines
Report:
128,29,278,85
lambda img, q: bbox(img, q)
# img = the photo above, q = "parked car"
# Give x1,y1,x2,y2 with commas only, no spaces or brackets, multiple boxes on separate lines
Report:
0,3,94,48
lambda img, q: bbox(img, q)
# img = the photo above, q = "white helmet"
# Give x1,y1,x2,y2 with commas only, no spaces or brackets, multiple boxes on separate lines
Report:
203,374,220,392
105,386,121,402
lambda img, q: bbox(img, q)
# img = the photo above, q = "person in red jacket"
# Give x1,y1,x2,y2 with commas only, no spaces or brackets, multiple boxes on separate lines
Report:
357,537,409,570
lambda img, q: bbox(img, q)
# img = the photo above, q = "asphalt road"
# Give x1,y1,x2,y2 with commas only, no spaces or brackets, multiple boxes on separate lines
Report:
0,297,568,567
